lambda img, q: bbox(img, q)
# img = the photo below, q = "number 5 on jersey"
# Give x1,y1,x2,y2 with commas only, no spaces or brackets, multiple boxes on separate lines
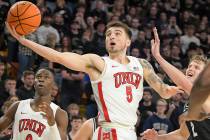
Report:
26,134,33,140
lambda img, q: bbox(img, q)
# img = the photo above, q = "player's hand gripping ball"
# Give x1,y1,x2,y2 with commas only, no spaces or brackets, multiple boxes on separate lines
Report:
6,1,41,35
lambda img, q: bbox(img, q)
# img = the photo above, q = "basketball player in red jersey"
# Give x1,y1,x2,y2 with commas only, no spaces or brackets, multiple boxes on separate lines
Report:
6,21,181,140
0,69,68,140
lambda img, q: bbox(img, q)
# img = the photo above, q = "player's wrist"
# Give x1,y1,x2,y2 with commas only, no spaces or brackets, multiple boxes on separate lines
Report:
48,118,56,126
18,36,26,44
153,53,161,59
49,122,57,128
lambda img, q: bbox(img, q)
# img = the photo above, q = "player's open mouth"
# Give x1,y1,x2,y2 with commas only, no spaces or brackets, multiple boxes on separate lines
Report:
37,84,44,88
187,72,193,77
110,42,116,46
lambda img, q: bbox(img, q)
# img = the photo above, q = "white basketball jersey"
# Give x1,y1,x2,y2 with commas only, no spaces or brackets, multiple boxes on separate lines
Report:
12,99,59,140
91,56,144,127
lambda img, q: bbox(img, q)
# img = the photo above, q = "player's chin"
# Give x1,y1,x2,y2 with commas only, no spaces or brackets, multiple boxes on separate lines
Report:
107,48,119,53
36,87,48,94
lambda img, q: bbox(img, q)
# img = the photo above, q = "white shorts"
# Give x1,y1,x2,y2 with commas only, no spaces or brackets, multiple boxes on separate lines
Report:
92,126,137,140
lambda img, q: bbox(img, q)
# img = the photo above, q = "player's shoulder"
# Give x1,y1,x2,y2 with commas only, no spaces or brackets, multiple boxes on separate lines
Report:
12,101,21,108
138,58,152,69
55,107,68,124
55,107,68,117
138,58,147,63
5,101,21,116
83,118,94,128
83,53,104,65
83,53,103,60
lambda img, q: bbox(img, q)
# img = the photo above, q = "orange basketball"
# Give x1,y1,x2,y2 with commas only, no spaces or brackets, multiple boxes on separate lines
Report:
7,1,41,35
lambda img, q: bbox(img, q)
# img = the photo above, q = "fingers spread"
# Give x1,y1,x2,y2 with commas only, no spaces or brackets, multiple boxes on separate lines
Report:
151,39,155,46
153,27,160,41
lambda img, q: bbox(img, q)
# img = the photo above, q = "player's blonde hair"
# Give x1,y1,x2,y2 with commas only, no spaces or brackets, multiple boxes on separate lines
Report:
189,55,208,65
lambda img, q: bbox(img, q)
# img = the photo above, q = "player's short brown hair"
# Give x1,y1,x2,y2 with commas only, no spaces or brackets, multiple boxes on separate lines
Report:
105,21,132,39
23,70,34,78
189,55,208,65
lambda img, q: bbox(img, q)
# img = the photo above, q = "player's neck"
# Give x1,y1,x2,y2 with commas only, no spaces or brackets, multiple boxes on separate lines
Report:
33,94,51,104
109,53,129,65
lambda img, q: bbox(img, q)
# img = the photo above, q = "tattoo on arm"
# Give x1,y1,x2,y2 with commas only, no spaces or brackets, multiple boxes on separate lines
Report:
140,59,167,93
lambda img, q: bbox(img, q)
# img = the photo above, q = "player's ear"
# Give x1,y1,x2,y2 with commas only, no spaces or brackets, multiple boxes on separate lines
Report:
126,39,131,47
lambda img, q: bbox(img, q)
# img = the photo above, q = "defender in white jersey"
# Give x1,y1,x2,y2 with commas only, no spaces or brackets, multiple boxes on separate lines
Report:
0,69,68,140
6,21,182,140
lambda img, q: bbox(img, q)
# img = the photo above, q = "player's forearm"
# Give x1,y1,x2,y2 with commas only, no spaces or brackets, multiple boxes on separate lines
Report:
18,37,62,63
140,59,173,99
18,37,91,72
155,54,192,94
157,130,186,140
0,117,11,132
157,84,172,99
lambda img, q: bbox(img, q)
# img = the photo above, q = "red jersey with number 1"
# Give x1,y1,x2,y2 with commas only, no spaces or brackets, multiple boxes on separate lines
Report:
12,99,58,140
91,56,143,127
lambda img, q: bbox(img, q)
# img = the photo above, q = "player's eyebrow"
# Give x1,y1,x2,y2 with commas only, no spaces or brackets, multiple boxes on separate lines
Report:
105,29,122,36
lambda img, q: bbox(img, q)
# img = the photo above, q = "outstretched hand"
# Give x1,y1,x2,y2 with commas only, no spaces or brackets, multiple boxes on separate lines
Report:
166,86,184,97
5,22,23,41
151,27,160,58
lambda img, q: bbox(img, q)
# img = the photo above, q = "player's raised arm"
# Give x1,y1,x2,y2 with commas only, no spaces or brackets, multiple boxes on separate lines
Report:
0,102,19,132
5,22,104,76
151,27,192,94
186,62,210,120
139,59,183,99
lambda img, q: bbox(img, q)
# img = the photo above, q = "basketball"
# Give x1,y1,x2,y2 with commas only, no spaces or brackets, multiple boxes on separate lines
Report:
6,1,41,36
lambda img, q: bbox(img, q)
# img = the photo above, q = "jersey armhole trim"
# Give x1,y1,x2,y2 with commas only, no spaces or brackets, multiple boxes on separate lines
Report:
91,58,107,83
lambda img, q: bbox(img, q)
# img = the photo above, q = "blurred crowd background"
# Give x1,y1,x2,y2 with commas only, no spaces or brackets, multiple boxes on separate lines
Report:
0,0,210,139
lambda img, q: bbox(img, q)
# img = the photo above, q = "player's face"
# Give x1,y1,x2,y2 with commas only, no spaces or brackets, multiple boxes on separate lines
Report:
185,61,205,83
34,69,54,95
105,27,131,54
